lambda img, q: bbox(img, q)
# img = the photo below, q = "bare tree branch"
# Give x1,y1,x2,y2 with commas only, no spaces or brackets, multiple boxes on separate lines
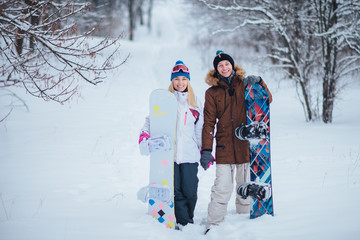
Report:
0,0,128,111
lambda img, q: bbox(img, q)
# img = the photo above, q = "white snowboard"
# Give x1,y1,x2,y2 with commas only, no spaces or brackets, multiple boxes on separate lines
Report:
140,89,178,228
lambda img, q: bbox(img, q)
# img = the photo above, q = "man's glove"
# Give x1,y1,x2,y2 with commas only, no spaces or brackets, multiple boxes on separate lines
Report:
242,75,262,85
200,150,215,171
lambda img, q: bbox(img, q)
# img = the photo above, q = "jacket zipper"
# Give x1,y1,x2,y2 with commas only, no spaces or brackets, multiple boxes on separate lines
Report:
184,111,187,125
229,84,238,164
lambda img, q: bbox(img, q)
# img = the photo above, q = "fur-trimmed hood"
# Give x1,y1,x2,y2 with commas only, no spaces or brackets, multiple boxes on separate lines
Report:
205,65,246,87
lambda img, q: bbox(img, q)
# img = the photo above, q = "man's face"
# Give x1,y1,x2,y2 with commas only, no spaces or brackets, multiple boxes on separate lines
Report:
217,60,232,78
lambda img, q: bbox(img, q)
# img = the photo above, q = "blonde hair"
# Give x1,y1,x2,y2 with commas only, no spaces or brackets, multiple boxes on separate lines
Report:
168,79,199,108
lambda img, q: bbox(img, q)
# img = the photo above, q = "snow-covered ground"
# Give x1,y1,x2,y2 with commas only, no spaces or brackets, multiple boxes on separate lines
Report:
1,1,360,240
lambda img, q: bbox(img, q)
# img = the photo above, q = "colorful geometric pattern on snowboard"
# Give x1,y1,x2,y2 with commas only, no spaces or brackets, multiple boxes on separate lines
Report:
148,89,177,228
245,84,274,219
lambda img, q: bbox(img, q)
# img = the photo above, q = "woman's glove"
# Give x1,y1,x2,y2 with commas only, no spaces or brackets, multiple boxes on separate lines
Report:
139,132,150,156
200,150,215,171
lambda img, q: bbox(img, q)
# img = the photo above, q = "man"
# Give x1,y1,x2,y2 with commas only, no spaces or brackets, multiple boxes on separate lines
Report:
200,50,272,233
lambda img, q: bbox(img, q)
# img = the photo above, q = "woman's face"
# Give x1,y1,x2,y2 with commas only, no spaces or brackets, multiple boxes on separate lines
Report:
172,76,188,92
217,60,233,78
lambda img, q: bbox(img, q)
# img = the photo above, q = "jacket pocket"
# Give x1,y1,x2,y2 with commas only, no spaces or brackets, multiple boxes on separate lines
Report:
215,131,227,149
216,145,225,150
215,98,225,118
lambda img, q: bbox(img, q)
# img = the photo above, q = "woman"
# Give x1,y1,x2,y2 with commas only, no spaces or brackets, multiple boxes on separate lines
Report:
139,60,203,229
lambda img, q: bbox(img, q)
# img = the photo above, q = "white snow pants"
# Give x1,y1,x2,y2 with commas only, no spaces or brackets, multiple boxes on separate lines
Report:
206,163,251,228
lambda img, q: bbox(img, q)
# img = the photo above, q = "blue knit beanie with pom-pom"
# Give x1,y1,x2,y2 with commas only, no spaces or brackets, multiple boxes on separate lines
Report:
170,60,190,81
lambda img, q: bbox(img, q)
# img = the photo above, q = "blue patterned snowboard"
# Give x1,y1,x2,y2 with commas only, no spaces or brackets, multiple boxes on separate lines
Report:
245,83,274,219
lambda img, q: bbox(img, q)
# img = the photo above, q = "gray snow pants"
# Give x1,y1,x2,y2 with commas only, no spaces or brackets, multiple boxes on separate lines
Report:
206,163,251,228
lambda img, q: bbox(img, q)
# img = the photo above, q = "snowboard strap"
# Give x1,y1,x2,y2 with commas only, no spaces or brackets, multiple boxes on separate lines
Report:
137,184,173,205
148,135,172,152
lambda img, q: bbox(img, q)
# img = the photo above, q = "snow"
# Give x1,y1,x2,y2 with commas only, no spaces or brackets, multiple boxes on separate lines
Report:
1,0,360,239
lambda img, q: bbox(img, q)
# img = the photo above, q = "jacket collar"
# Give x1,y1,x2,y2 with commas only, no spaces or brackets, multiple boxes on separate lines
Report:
174,90,188,104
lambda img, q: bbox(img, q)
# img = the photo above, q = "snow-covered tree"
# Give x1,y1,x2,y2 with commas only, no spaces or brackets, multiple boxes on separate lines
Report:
195,0,360,123
312,0,360,123
77,0,155,40
127,0,154,40
0,0,127,120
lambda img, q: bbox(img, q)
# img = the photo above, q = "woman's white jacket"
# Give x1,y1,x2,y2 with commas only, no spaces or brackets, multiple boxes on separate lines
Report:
141,91,203,164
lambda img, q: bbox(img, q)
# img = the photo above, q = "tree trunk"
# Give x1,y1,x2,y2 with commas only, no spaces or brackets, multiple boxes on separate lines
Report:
321,0,338,123
29,12,40,52
137,3,144,25
299,81,313,121
286,2,314,121
322,73,336,123
15,29,25,55
322,42,337,123
128,0,135,40
147,0,153,30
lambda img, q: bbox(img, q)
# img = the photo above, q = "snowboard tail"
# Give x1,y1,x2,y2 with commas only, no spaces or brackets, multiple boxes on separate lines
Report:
245,84,274,219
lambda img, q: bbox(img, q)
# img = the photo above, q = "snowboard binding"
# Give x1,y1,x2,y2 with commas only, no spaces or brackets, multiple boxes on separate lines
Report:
137,184,173,205
148,135,172,152
237,182,271,202
235,122,268,140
